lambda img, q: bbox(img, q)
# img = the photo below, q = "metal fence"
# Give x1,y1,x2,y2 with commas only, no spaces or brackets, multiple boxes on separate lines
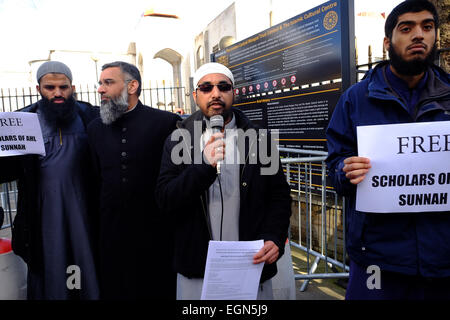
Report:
0,83,188,114
0,81,187,231
280,148,349,292
0,182,18,230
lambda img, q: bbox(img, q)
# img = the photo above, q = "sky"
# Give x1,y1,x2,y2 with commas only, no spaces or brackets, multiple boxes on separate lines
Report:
0,0,236,71
0,0,403,86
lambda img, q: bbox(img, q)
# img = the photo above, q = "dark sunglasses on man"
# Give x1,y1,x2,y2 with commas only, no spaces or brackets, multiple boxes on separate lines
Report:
196,82,233,93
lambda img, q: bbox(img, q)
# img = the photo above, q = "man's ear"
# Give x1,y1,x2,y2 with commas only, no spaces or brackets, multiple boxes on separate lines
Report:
383,36,390,53
192,90,197,104
36,85,41,94
128,79,139,95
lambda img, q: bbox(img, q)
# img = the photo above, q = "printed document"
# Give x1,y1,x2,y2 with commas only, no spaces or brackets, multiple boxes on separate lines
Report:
201,240,264,300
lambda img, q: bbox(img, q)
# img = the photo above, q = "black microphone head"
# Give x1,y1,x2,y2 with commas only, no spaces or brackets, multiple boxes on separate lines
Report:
210,115,224,129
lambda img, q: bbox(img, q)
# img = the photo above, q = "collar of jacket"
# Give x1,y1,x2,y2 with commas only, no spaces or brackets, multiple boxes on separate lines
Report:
174,108,259,165
106,100,144,128
366,62,450,112
114,100,143,122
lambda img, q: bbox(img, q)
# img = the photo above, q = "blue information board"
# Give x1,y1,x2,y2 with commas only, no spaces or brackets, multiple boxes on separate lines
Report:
213,0,352,151
213,0,355,191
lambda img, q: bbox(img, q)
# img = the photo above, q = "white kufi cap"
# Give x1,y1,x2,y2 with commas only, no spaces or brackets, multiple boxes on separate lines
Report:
193,62,234,87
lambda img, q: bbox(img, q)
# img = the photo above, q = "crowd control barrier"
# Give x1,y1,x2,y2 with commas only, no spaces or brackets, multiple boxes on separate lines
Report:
279,148,349,292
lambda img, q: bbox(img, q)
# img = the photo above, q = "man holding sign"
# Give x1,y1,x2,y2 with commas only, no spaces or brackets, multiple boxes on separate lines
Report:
0,61,100,299
326,0,450,299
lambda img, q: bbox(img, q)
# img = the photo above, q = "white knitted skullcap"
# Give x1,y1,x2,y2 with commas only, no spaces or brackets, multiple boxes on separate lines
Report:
193,62,234,87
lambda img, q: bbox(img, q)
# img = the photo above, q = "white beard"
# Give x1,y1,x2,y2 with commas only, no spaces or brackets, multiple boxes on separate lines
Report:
100,87,129,125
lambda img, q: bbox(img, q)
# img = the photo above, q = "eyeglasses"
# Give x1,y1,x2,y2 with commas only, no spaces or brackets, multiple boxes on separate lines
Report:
196,83,233,93
98,79,133,87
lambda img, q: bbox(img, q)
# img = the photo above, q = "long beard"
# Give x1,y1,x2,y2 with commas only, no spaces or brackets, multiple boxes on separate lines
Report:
100,88,129,125
39,95,77,127
389,42,436,76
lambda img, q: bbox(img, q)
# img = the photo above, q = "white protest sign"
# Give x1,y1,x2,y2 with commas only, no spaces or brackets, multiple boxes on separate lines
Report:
356,121,450,213
0,112,45,157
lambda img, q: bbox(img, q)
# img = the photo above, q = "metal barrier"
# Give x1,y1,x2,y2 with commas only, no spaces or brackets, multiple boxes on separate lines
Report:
279,147,349,292
0,149,349,293
0,181,18,230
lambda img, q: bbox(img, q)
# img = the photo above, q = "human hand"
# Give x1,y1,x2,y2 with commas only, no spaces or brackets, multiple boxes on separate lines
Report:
343,156,371,185
203,132,225,168
253,240,279,265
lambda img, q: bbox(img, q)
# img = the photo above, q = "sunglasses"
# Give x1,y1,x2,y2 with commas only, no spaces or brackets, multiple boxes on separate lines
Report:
196,83,233,93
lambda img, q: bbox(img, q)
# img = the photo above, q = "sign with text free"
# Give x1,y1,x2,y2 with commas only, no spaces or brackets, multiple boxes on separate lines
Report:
0,112,45,157
356,121,450,213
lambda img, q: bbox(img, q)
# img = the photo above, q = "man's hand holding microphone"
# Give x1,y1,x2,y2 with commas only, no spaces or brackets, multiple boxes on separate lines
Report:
203,115,225,174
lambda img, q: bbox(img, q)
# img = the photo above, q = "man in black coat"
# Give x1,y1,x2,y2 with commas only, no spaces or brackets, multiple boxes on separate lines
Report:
0,61,100,299
156,62,292,299
87,61,180,299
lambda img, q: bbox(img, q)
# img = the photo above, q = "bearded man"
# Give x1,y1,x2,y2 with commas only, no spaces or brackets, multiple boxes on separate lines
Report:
156,63,292,300
0,61,100,299
87,61,180,299
326,0,450,300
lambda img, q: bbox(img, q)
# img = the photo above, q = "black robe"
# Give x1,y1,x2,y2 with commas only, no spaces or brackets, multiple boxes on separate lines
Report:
87,101,180,299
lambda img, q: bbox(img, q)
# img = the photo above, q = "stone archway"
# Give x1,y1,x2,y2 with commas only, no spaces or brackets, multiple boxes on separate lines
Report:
154,48,184,109
219,36,235,50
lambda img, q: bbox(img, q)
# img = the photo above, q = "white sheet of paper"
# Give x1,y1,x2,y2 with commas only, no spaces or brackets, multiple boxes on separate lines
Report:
356,121,450,213
201,240,264,300
0,112,45,157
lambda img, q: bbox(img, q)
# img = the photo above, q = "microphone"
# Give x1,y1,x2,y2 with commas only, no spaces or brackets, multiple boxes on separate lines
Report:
210,115,224,174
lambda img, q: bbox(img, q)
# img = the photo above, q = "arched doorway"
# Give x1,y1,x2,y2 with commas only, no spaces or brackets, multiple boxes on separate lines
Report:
153,48,184,110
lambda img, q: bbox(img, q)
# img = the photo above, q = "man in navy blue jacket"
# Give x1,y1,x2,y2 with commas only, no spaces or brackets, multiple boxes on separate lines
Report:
326,0,450,299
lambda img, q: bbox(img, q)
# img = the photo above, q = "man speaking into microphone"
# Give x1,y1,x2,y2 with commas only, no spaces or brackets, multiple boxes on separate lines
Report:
156,62,291,300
